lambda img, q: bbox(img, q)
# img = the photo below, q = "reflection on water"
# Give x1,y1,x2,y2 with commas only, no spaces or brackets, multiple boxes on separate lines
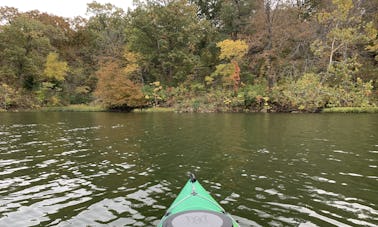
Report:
0,112,377,226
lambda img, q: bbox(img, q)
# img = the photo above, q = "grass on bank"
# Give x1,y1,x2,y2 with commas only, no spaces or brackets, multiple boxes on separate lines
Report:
322,107,378,113
41,104,106,112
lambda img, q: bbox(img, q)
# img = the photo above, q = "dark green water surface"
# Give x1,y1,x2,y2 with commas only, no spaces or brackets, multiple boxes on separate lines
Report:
0,112,377,226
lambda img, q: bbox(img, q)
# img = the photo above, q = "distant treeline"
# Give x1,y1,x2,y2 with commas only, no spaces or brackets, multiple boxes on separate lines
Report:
0,0,377,112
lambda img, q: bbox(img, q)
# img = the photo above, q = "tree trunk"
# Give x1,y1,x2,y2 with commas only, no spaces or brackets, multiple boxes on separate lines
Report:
232,60,241,94
265,0,273,50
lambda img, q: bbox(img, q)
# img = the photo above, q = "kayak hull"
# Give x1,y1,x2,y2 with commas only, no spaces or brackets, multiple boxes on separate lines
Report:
158,177,239,227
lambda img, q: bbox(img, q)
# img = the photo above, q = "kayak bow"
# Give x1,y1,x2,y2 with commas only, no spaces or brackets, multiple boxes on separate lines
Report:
158,174,239,227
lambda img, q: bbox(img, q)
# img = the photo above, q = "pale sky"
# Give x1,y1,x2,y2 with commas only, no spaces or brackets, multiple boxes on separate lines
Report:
0,0,135,18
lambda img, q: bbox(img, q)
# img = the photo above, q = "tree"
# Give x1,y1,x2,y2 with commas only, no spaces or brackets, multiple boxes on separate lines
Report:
211,39,248,92
0,14,52,90
190,0,222,22
311,0,375,73
246,0,316,89
25,11,72,51
86,2,127,59
62,16,97,104
126,0,211,86
0,6,19,23
43,52,69,81
94,60,145,110
60,2,128,105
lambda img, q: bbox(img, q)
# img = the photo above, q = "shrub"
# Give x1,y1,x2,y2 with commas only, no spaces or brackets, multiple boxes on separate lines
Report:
272,73,328,112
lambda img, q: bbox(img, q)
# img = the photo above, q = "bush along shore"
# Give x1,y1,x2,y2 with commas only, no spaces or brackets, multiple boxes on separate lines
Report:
3,85,377,113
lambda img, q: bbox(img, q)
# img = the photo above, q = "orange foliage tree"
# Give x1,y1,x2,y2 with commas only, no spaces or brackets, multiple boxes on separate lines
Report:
94,60,145,110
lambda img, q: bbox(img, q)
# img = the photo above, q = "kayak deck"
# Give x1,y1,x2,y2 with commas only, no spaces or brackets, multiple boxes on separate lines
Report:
158,175,239,227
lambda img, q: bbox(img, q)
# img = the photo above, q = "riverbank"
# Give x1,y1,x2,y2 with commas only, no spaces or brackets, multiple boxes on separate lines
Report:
2,105,377,113
44,105,378,113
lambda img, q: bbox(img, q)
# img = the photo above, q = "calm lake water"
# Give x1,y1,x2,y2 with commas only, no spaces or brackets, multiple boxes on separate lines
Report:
0,112,377,226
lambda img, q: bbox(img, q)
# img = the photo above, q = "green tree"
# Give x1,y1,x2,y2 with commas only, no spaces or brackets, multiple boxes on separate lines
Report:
86,2,127,59
127,0,211,86
190,0,256,38
0,14,52,90
190,0,222,22
218,0,255,39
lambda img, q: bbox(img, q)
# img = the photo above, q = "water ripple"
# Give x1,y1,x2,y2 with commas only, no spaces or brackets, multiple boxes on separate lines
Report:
267,202,353,226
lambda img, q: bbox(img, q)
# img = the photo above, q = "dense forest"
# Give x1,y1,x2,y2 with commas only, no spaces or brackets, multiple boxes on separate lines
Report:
0,0,377,112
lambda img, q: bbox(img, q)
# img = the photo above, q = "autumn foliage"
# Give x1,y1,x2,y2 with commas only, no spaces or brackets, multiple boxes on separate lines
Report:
215,39,248,92
94,61,145,110
0,0,377,112
43,53,68,81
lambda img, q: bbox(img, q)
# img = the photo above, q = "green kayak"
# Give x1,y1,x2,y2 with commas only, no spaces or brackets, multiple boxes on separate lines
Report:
158,174,239,227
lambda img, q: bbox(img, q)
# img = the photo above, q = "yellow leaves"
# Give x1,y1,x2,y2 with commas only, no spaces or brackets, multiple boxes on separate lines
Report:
327,27,362,45
151,81,161,87
49,96,60,106
317,12,331,24
365,22,378,61
213,39,247,91
123,47,141,75
1,83,10,91
313,0,377,68
75,86,90,94
123,63,139,75
223,98,231,105
333,0,353,20
43,52,68,81
365,22,378,40
146,81,164,106
123,48,141,64
205,76,214,85
318,0,353,24
0,83,18,109
150,81,163,95
216,39,248,61
310,39,325,57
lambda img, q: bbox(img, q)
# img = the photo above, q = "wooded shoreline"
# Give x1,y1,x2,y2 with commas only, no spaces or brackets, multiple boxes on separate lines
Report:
1,0,377,113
